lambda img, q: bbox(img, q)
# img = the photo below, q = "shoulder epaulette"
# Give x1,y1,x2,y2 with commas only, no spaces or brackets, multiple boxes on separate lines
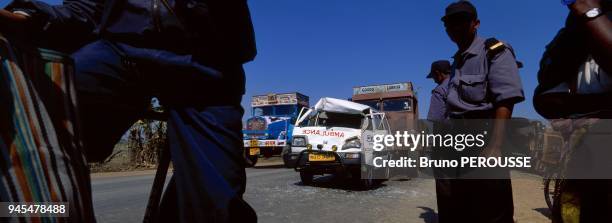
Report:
485,38,523,69
485,38,506,56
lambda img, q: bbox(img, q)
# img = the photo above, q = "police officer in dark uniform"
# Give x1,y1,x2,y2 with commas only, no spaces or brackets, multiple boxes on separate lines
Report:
439,1,524,222
426,60,451,122
1,0,257,222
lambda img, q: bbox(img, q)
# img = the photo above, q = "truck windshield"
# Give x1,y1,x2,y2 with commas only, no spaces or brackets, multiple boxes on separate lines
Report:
383,98,412,111
274,105,297,116
316,112,363,129
254,106,274,116
355,100,381,110
253,105,296,116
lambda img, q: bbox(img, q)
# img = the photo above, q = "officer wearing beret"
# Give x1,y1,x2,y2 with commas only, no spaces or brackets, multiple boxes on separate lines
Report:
438,1,524,222
426,60,451,122
426,59,457,216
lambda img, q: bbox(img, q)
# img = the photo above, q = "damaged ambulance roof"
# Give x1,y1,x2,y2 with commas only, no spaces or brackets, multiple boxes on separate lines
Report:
313,97,376,115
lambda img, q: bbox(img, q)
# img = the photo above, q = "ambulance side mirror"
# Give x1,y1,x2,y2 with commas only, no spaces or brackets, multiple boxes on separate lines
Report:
361,117,370,130
318,111,328,119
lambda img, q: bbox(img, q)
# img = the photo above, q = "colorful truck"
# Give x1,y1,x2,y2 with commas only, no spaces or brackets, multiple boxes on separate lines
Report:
351,82,420,178
351,82,418,132
243,93,309,167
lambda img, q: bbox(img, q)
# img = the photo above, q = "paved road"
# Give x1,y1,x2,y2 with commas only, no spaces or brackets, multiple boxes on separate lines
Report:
244,166,439,223
91,166,550,223
91,173,165,223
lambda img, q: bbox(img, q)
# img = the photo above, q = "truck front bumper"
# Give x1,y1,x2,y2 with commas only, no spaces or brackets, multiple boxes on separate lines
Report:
243,139,287,148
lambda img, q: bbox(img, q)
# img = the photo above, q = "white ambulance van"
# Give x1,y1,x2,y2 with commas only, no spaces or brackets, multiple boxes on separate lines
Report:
284,97,395,187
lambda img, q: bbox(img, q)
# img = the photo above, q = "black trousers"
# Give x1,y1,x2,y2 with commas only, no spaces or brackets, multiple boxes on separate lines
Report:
436,179,514,223
72,40,255,222
433,119,514,223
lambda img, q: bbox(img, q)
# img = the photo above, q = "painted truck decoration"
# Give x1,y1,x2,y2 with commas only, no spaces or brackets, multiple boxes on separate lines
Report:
243,93,309,167
284,97,400,188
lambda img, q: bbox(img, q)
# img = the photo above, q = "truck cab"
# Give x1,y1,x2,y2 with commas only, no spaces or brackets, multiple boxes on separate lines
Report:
243,93,309,167
351,82,420,177
351,82,418,132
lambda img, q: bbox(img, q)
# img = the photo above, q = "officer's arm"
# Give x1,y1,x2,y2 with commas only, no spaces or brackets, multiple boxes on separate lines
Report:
485,47,525,157
484,102,513,157
3,0,104,35
427,90,447,122
487,47,525,106
570,0,612,73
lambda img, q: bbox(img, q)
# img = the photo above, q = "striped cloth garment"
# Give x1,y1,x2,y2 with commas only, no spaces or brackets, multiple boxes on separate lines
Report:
0,36,95,223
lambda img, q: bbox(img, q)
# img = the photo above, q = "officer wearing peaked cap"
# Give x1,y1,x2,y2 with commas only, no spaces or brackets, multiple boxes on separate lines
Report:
437,1,525,223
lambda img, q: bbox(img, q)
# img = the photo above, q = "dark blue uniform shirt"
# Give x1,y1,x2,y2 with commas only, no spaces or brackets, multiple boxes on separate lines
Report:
7,0,256,64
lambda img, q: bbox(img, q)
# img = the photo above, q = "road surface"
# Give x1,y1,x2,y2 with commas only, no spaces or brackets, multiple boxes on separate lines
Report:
91,163,551,223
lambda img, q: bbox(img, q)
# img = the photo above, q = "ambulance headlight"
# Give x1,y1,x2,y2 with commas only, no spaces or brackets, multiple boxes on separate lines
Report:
292,136,307,147
342,137,361,150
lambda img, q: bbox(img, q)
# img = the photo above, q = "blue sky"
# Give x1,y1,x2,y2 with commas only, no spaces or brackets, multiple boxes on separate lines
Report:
1,0,569,120
244,0,568,120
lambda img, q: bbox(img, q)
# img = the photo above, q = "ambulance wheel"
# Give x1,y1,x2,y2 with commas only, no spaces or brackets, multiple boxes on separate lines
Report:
244,153,258,168
300,171,314,185
352,168,380,189
281,145,293,168
361,178,375,189
361,178,384,189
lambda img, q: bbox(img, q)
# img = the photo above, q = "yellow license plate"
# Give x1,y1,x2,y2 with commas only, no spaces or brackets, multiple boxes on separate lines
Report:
308,153,335,162
249,140,258,147
249,148,260,156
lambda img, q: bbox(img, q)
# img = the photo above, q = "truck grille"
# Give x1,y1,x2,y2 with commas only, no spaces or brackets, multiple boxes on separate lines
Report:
247,118,266,130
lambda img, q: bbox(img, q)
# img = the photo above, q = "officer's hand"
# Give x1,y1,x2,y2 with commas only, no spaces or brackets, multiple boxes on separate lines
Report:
570,0,601,15
0,10,28,23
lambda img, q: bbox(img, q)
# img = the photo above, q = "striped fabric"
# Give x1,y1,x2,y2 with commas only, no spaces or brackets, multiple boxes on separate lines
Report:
0,37,95,223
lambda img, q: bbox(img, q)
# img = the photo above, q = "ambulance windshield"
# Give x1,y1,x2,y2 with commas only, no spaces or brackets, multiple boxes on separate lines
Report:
316,112,363,129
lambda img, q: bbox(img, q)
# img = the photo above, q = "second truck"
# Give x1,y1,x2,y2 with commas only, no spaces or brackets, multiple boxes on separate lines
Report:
243,93,309,167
